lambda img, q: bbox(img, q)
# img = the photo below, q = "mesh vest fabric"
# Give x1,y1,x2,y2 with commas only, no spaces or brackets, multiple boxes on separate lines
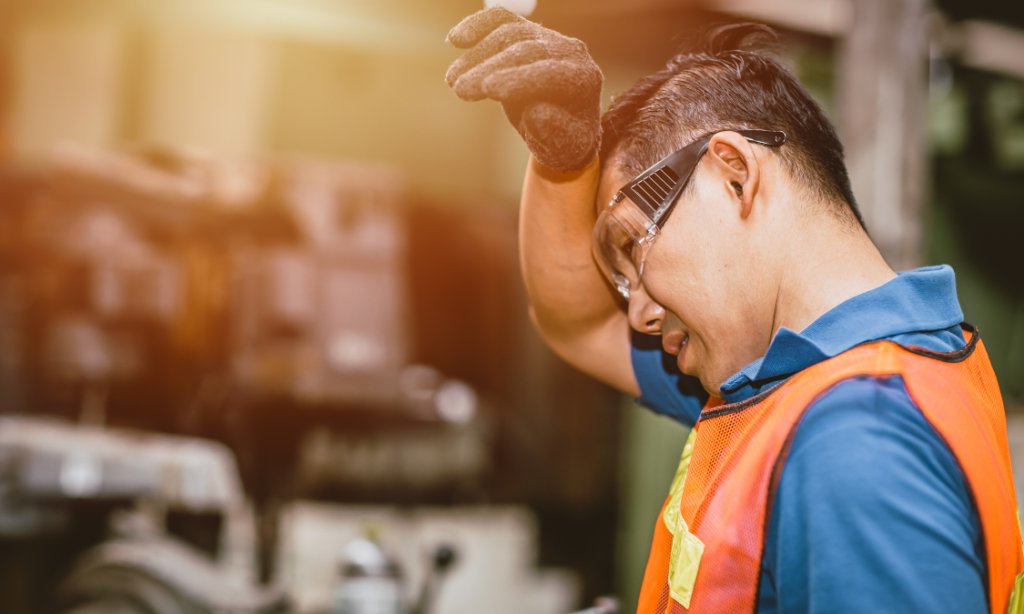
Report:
636,326,1023,614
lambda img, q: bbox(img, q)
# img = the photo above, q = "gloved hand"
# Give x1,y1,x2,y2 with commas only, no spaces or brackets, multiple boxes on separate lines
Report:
446,7,603,172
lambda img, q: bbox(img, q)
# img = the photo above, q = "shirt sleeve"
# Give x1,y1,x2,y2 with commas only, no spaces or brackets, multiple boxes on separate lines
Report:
760,376,987,614
630,331,708,428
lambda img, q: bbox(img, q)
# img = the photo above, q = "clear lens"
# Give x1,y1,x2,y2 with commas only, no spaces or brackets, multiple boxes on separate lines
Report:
592,194,660,300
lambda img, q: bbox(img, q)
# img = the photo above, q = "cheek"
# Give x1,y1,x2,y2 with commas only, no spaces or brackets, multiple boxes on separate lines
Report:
641,254,719,341
653,203,723,286
642,190,739,325
644,234,716,310
640,251,689,313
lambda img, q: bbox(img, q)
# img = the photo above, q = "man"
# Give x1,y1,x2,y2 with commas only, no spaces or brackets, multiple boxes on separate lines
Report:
446,7,1023,613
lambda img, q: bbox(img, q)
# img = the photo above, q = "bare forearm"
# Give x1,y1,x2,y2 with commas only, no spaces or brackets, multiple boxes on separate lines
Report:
519,155,620,340
519,156,637,394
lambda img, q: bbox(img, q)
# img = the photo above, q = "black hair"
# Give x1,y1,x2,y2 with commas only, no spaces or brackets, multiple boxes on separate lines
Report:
600,23,864,229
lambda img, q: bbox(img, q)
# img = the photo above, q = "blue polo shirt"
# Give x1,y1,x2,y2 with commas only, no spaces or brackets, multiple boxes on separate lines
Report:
631,265,988,613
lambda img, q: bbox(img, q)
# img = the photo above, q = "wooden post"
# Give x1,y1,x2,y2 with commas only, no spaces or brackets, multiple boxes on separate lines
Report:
837,0,929,271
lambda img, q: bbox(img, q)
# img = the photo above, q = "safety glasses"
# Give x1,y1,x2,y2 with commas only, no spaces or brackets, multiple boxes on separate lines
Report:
591,129,787,300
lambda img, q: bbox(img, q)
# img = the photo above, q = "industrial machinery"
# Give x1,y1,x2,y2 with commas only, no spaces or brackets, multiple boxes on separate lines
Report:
0,414,286,614
0,144,621,613
0,148,492,613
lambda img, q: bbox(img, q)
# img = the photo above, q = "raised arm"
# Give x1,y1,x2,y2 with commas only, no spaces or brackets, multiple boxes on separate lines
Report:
446,7,638,395
519,157,637,395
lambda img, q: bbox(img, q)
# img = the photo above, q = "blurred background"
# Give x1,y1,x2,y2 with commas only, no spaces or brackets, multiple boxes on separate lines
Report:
0,0,1021,613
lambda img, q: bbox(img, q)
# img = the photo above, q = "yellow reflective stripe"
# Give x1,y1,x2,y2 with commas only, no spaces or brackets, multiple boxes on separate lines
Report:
669,514,705,608
663,428,703,608
1009,572,1024,614
663,429,697,534
1009,511,1024,614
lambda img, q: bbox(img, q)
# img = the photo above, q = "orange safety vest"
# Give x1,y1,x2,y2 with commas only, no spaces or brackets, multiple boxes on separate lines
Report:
637,325,1024,614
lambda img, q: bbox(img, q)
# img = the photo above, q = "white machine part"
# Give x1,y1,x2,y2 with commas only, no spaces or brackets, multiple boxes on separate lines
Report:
0,415,241,509
0,415,258,585
335,533,404,614
276,502,579,614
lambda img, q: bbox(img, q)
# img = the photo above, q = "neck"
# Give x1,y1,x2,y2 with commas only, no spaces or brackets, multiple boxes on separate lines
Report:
771,213,896,338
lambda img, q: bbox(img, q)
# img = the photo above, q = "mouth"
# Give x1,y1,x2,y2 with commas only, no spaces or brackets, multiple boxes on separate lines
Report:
662,331,689,356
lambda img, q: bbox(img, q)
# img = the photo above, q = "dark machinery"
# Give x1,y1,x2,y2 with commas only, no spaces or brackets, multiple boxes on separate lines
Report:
0,147,485,614
0,143,623,612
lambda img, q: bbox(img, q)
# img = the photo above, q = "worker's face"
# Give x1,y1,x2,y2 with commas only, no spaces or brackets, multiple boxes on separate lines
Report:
596,155,776,397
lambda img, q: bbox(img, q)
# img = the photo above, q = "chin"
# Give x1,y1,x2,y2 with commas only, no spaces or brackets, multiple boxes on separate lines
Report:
680,343,725,399
693,362,725,400
698,375,720,400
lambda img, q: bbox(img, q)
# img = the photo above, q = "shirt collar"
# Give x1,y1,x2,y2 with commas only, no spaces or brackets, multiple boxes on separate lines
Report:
719,265,964,404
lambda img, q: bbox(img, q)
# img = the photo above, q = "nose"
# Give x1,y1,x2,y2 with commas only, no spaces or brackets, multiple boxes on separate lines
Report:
627,284,665,334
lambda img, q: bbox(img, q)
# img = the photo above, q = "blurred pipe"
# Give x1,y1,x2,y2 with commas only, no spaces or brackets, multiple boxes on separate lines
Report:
957,20,1024,80
837,0,929,271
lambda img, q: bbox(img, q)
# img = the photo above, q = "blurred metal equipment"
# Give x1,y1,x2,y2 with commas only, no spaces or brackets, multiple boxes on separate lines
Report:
0,144,500,611
57,534,288,614
296,412,489,494
334,527,404,614
568,596,618,614
0,415,244,520
0,415,287,614
276,503,579,614
232,159,412,407
35,144,477,418
409,544,458,614
0,111,622,609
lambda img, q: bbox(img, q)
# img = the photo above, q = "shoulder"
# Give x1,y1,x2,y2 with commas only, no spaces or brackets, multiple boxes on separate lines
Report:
762,375,986,612
784,375,976,530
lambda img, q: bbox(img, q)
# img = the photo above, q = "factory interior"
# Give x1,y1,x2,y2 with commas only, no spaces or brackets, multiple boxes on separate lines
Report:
0,0,1022,613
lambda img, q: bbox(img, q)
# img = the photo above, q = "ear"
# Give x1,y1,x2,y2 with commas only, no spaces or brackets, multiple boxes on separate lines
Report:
705,131,761,220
